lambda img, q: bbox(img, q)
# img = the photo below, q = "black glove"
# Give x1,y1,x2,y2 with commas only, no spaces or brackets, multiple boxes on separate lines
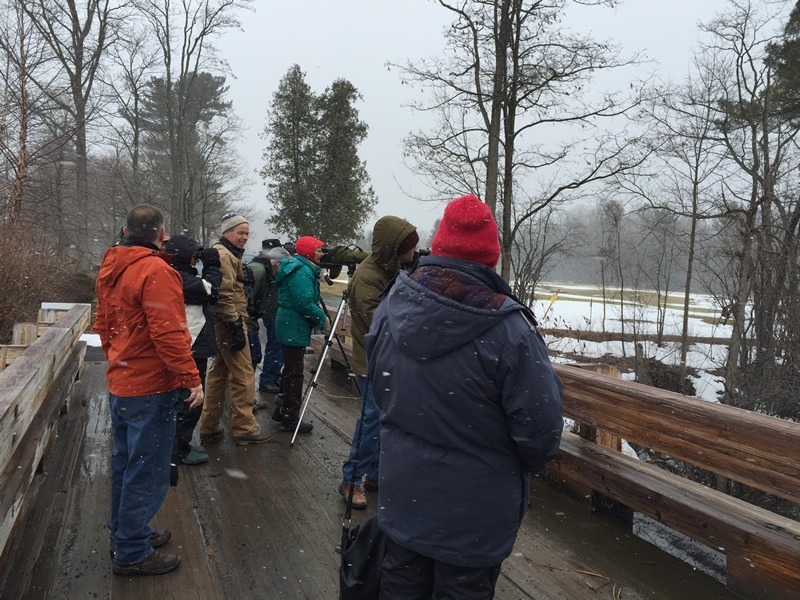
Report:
224,319,246,352
201,247,220,269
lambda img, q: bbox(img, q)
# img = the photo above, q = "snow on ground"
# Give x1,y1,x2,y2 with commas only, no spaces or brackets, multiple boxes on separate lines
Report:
532,284,731,403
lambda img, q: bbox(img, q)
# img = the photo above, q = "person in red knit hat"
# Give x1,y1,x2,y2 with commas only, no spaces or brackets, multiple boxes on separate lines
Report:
365,194,563,599
273,235,328,434
431,193,501,268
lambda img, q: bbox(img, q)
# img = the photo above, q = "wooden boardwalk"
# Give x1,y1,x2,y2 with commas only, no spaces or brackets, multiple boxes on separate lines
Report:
0,346,736,599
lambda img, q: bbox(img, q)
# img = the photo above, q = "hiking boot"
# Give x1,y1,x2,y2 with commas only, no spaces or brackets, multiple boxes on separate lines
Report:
178,449,209,465
259,381,280,394
199,428,224,443
233,430,274,446
280,419,313,434
113,549,181,576
253,396,270,410
150,529,171,548
271,406,289,423
339,482,367,510
110,529,171,558
364,478,379,492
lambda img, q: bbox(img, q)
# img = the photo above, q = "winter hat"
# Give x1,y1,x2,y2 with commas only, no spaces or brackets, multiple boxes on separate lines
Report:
164,234,201,265
261,238,282,250
265,246,291,261
219,212,248,234
396,230,419,256
295,236,325,262
431,194,501,268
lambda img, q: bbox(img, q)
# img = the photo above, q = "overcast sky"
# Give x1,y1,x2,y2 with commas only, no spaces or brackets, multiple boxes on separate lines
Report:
217,0,734,252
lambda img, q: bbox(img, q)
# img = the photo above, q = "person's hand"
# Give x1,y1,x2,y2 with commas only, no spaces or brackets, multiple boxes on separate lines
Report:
201,247,220,268
186,385,204,409
224,319,246,352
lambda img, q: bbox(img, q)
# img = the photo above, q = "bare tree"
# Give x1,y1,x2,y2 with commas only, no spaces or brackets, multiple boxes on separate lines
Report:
396,0,648,279
21,0,122,265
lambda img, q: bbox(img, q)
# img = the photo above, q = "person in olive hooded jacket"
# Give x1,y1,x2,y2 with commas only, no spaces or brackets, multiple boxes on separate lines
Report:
339,216,418,510
274,235,328,434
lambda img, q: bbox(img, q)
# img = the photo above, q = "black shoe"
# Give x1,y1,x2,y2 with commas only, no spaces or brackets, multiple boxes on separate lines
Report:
271,406,289,423
113,550,181,576
259,382,280,394
280,419,313,434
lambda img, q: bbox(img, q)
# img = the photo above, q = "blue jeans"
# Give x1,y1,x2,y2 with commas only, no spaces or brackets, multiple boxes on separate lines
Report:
342,377,380,485
108,390,177,565
259,318,283,386
248,328,262,367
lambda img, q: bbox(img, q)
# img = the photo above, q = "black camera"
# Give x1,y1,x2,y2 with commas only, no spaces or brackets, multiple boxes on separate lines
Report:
192,247,204,261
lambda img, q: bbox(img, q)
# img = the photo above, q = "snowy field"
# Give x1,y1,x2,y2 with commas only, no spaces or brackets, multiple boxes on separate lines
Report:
530,283,731,403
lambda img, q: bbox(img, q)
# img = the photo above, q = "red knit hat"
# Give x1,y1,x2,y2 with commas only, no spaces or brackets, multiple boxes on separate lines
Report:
431,195,500,268
295,236,325,262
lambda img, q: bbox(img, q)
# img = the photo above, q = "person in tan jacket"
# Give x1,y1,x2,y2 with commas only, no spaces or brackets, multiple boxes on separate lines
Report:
199,213,272,445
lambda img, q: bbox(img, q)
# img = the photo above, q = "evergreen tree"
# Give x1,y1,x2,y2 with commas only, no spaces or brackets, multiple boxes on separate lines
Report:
261,65,317,238
312,79,376,243
261,65,376,242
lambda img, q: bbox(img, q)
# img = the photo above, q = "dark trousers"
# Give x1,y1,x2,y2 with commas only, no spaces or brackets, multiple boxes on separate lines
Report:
380,536,501,600
279,345,305,420
172,357,207,461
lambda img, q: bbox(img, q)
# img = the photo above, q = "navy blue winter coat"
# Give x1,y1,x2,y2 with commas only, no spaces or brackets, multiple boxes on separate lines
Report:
365,255,564,568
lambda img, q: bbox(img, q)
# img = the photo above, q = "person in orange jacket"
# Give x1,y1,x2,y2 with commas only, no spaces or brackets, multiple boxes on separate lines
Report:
94,204,203,576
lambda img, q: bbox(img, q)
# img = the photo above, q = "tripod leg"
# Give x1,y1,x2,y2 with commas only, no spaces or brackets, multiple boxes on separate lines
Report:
291,293,349,446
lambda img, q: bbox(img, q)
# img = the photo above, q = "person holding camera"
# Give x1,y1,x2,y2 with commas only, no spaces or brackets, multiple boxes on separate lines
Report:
339,216,418,510
94,205,203,576
366,195,564,598
164,235,223,466
199,213,272,446
273,235,328,434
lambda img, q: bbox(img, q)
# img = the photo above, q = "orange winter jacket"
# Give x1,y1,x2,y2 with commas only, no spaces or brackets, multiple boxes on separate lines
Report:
94,243,201,396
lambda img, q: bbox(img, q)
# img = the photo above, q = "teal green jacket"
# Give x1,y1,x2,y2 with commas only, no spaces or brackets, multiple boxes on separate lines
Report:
275,255,327,347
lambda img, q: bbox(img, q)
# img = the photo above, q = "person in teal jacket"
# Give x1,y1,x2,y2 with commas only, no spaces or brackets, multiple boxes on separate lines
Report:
274,235,327,434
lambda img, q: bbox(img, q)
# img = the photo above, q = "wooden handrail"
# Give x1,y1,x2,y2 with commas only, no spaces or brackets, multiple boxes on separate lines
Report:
0,304,90,561
554,363,800,504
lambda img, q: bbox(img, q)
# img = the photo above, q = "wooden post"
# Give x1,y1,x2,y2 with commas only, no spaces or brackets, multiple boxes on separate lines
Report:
12,323,38,346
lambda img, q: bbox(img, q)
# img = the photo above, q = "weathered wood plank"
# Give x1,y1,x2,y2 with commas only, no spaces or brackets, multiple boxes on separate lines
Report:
0,342,85,565
12,322,38,345
554,363,800,503
552,431,800,599
0,305,91,477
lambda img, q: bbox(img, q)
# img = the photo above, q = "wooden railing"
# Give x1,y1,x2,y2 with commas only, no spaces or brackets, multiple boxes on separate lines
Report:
551,363,800,600
0,303,91,559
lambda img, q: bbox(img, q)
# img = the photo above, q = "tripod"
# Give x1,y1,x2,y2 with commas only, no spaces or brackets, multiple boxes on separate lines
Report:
290,264,355,446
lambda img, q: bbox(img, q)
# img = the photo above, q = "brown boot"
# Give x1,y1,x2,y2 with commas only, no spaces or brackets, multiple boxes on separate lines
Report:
339,482,367,510
113,550,181,576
